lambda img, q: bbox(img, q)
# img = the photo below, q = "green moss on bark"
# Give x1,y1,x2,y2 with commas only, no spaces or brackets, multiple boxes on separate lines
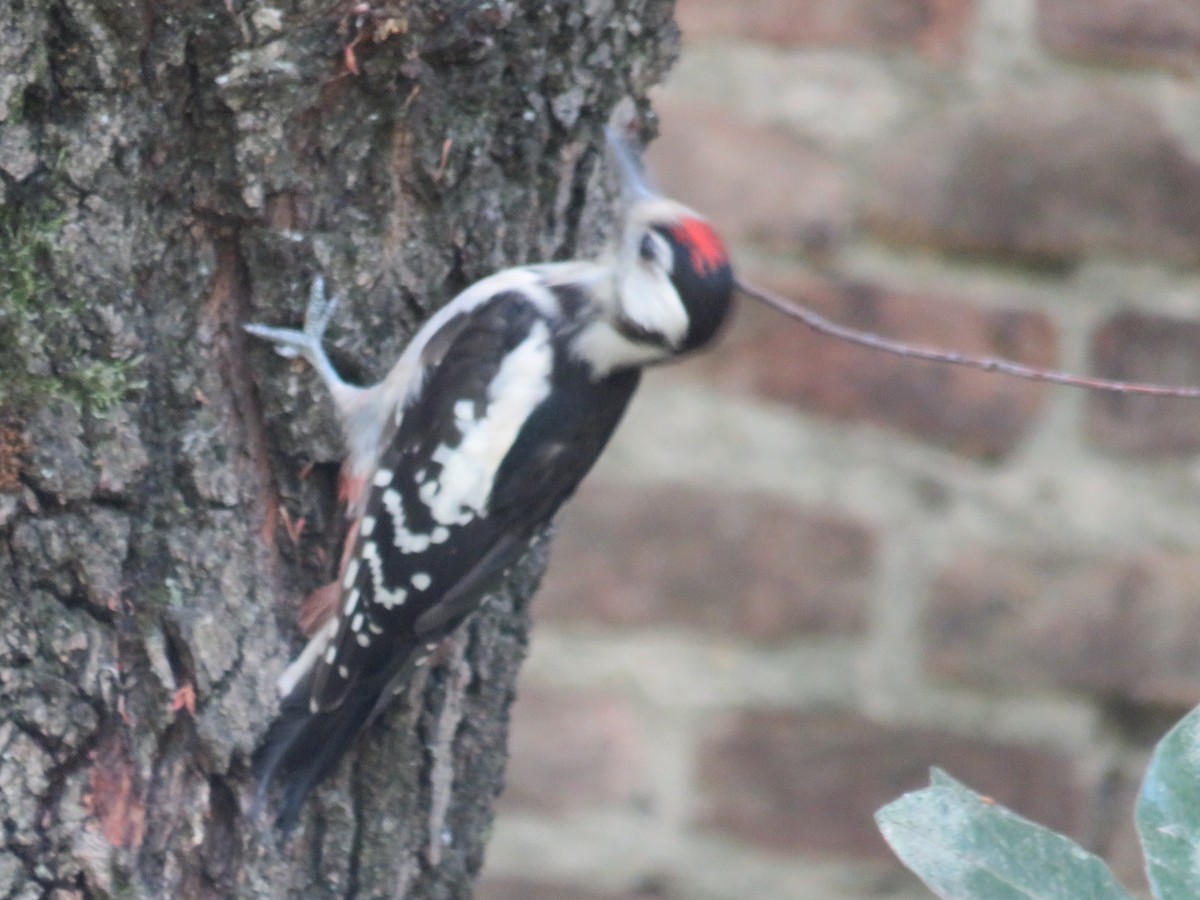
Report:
0,185,141,416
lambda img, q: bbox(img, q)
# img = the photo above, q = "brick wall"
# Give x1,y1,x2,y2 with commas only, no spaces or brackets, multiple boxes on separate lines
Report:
481,2,1200,897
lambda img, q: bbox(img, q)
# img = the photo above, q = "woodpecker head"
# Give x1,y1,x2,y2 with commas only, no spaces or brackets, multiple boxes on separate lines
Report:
574,129,734,372
618,195,734,349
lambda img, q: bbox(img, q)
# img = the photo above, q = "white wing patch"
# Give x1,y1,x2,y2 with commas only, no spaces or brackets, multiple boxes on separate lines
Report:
418,320,554,526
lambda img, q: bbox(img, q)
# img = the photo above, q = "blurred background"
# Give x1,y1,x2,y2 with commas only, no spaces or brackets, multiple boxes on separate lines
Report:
483,1,1200,897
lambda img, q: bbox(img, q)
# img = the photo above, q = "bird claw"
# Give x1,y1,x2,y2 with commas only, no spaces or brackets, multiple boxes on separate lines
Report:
304,275,340,344
245,276,343,360
242,322,313,360
244,276,349,395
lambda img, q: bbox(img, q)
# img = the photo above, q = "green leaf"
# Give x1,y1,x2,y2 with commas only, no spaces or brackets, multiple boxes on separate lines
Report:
1137,704,1200,899
877,768,1131,900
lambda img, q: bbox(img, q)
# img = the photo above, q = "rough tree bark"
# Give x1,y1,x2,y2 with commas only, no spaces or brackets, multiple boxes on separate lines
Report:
0,1,678,896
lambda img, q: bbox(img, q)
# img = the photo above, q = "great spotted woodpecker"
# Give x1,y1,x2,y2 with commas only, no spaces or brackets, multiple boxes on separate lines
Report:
245,130,734,831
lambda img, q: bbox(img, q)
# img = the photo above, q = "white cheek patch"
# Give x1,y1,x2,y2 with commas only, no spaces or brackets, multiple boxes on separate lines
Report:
571,320,673,375
419,322,554,526
619,265,688,347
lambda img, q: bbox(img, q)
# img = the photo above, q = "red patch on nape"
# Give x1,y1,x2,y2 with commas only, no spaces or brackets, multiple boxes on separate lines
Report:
670,217,728,276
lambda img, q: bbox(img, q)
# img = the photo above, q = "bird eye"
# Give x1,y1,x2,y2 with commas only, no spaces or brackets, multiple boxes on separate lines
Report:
638,233,658,263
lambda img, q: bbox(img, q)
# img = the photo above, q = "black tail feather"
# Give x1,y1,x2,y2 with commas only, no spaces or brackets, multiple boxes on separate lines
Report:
252,673,380,834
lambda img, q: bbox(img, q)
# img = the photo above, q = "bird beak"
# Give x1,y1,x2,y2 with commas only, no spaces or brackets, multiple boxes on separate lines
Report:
605,125,656,204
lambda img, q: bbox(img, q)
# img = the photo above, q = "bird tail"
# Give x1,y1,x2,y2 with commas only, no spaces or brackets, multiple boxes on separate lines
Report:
251,673,381,834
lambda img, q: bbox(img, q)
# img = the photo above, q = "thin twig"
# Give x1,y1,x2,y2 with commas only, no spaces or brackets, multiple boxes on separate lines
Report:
736,279,1200,400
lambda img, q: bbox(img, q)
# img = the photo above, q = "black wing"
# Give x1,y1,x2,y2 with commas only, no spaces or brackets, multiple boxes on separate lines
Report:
309,289,639,710
255,289,639,829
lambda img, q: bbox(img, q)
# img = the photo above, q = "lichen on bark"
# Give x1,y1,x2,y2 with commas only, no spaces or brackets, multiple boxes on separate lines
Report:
0,0,678,896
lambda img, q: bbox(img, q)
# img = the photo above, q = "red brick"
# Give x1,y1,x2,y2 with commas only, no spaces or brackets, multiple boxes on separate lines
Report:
1086,312,1200,457
695,710,1085,859
866,87,1200,266
685,274,1056,459
676,0,972,61
500,688,649,815
927,549,1200,707
1039,0,1200,71
648,101,850,257
538,479,874,641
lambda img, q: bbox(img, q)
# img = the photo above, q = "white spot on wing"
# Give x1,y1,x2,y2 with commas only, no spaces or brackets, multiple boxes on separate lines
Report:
431,526,450,544
362,541,409,609
411,572,432,591
356,633,371,647
343,559,360,590
351,613,363,632
373,468,394,487
406,533,432,552
382,485,437,553
377,586,407,609
453,399,475,432
344,588,360,616
361,515,376,537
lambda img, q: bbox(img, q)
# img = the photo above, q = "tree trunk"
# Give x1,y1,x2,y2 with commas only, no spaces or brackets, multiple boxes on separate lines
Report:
0,1,678,896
